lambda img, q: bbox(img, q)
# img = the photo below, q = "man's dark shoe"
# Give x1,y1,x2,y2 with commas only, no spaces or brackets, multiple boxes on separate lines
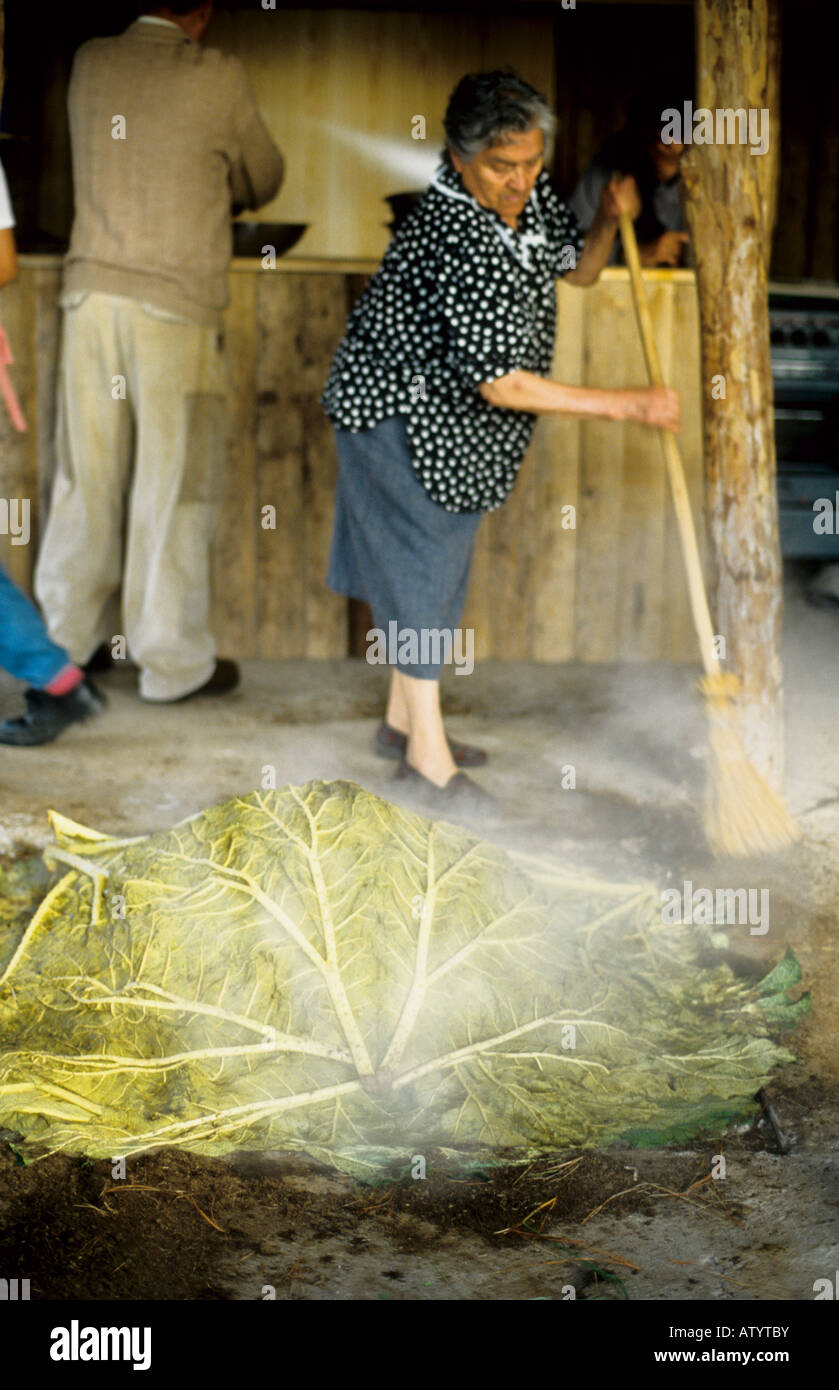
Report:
83,644,138,675
83,644,114,674
0,678,105,747
171,659,240,702
374,718,488,767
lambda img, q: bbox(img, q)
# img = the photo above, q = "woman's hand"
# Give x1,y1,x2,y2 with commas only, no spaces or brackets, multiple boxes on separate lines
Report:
600,175,641,222
623,385,681,433
639,230,690,267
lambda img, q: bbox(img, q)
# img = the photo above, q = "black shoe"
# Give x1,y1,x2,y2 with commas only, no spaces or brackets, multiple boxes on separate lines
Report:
0,678,105,746
167,659,240,703
394,759,497,815
83,644,138,675
83,643,114,674
374,718,488,767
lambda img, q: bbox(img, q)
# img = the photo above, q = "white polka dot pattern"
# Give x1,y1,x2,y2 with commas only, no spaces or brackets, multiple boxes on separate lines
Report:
322,164,586,513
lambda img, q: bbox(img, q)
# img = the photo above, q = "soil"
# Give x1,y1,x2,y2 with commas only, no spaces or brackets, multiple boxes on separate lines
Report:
0,1077,828,1303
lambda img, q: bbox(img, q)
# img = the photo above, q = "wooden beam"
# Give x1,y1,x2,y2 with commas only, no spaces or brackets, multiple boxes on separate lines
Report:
680,0,785,790
760,0,783,268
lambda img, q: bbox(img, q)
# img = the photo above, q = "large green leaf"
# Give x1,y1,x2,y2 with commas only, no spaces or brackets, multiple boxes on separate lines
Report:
0,780,801,1173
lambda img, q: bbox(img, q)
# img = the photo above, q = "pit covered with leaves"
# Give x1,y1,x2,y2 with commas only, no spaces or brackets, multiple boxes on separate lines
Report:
0,780,805,1177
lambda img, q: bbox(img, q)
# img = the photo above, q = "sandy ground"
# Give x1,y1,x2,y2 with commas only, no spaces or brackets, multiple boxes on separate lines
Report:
1,567,837,1300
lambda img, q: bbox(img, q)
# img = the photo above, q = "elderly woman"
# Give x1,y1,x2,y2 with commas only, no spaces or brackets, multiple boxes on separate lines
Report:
322,70,679,809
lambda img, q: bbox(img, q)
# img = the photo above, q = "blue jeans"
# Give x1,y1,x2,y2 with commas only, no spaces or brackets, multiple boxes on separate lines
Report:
0,566,73,688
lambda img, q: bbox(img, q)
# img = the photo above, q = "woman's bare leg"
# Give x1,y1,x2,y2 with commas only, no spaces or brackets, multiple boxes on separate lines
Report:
387,669,456,786
385,669,410,733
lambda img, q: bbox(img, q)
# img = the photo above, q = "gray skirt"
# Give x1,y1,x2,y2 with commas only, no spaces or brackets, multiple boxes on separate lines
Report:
328,415,483,679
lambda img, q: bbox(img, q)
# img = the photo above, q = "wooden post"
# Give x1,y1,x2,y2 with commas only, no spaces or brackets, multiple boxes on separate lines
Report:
760,0,782,267
680,0,785,791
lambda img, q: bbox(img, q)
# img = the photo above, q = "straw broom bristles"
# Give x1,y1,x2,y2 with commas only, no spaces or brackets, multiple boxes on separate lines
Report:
616,208,800,858
700,672,801,857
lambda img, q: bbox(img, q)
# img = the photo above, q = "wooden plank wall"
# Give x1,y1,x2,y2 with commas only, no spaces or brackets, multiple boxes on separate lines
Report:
4,2,835,282
0,263,351,659
462,268,705,664
0,264,61,588
1,263,704,664
209,8,556,264
244,272,349,659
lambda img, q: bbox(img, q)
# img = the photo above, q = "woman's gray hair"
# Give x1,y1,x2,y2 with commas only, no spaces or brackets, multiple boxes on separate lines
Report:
443,70,556,165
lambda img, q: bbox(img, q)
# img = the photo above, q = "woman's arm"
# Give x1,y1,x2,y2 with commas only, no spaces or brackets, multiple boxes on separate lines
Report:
563,203,620,287
479,369,680,432
564,174,641,288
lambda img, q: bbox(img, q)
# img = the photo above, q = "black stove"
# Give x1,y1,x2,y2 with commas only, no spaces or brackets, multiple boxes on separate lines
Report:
769,284,839,556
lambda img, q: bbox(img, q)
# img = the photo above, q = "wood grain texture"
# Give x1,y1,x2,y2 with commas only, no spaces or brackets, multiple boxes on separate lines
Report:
0,266,42,592
8,262,705,664
299,275,349,658
247,272,349,659
6,4,834,284
573,280,629,662
208,8,555,263
212,270,258,656
529,280,585,661
615,278,671,662
460,507,493,664
682,0,785,788
465,270,706,665
254,273,308,658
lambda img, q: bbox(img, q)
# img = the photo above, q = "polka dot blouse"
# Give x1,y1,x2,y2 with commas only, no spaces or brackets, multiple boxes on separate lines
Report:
322,161,586,513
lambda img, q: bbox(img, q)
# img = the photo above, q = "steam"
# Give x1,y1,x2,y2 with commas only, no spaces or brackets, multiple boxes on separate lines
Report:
308,119,440,188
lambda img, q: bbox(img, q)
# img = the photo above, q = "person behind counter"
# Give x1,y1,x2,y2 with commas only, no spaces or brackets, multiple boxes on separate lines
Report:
321,69,680,811
569,92,689,268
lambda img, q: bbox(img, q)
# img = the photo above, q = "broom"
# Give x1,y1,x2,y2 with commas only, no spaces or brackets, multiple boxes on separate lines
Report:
617,209,800,857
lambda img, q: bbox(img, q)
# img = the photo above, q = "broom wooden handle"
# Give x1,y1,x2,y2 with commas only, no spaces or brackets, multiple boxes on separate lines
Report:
618,211,720,680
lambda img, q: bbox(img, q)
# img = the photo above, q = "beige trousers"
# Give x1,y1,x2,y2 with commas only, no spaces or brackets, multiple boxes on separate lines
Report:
35,291,228,701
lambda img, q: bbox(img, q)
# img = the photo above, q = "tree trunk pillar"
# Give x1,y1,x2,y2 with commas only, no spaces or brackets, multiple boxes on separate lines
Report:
681,0,785,792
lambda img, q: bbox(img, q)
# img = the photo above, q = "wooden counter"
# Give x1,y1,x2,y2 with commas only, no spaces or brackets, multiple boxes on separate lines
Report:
0,262,704,664
480,267,706,665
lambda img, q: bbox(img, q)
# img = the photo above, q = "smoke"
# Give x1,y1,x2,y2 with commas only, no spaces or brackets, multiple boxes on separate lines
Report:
309,120,440,189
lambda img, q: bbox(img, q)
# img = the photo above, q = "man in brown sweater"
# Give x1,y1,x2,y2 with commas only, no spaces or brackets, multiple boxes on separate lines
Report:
35,3,284,702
